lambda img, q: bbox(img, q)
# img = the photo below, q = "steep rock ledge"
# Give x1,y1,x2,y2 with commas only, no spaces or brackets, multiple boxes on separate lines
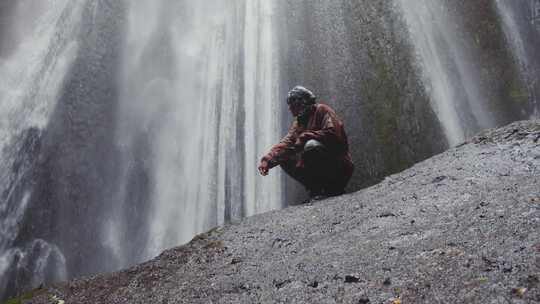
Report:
16,120,540,303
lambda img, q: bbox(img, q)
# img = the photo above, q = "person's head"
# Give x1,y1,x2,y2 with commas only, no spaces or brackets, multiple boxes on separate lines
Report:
286,86,316,117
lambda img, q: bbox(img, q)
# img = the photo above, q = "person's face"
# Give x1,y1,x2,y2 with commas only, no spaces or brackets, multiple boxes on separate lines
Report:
287,98,305,117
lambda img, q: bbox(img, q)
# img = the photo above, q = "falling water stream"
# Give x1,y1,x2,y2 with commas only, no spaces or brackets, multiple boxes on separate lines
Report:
395,0,495,145
495,0,540,118
115,0,283,259
0,0,85,297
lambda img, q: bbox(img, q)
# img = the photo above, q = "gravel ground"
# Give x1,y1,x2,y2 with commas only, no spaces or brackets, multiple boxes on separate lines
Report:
18,120,540,304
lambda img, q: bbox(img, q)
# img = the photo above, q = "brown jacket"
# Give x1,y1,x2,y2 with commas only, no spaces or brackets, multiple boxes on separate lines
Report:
261,103,354,178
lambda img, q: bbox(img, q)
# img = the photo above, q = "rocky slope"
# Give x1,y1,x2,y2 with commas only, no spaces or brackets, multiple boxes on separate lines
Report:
11,120,540,303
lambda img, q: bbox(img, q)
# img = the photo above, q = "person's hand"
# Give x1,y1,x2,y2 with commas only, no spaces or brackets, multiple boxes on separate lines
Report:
258,160,270,176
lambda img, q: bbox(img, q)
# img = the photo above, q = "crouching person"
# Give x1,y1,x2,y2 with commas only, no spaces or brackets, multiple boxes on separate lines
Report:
258,86,354,201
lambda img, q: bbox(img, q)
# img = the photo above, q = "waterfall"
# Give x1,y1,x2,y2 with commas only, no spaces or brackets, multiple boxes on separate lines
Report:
0,0,84,298
395,0,495,145
0,0,283,298
0,0,82,197
243,1,283,216
115,0,282,260
495,0,540,118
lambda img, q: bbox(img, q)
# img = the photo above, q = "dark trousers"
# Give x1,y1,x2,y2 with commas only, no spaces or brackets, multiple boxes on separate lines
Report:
280,147,348,196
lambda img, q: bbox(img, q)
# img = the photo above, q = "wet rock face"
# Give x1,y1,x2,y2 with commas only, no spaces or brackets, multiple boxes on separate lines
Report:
27,120,539,303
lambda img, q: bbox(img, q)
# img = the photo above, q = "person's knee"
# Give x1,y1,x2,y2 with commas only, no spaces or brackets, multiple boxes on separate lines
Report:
303,139,328,165
304,139,326,153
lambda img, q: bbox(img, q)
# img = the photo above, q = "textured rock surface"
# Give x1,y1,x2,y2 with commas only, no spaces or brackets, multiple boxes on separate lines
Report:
20,120,540,303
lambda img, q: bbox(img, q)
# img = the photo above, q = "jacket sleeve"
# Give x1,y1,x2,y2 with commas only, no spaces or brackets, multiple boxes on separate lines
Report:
300,109,347,154
260,123,298,168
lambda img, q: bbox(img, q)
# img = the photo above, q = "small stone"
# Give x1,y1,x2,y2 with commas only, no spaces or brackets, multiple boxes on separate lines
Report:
502,266,513,273
358,296,370,304
478,277,489,284
274,280,290,289
231,257,242,264
432,176,447,183
511,287,527,298
526,275,539,286
308,281,319,288
345,275,360,283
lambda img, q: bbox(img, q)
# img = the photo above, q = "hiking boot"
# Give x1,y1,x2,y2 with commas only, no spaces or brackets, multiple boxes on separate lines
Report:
325,189,345,197
299,194,327,204
308,188,324,198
